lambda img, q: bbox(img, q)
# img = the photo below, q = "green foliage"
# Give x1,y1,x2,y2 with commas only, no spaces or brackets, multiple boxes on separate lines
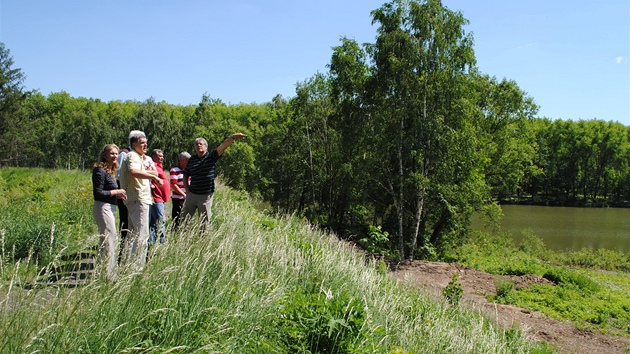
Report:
493,279,515,304
358,225,391,255
456,230,548,276
442,273,464,307
528,342,557,354
514,279,630,333
522,118,630,207
455,229,630,335
0,168,94,267
376,259,389,276
0,168,542,353
542,268,600,293
552,247,630,272
278,287,367,353
518,228,547,256
0,42,33,167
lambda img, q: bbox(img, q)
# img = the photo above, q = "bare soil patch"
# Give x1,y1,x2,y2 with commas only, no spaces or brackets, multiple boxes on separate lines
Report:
389,259,630,354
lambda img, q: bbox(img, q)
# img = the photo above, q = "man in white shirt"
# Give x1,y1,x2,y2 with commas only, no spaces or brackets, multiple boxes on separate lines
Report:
119,130,162,271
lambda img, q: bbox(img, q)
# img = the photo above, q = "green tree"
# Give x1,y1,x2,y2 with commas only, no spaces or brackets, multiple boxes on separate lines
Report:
0,42,33,166
15,92,47,166
329,37,374,230
545,120,582,202
325,0,541,260
471,75,539,201
257,95,307,211
291,73,339,223
522,117,552,201
191,94,259,193
367,0,477,258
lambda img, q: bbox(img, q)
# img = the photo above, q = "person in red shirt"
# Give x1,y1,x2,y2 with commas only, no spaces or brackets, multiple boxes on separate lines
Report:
149,149,170,244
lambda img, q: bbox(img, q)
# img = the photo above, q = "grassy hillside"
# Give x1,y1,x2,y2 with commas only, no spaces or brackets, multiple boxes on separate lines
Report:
0,168,548,353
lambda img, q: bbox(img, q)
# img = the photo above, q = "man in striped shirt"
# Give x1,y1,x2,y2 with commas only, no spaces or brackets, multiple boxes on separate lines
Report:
181,133,247,224
169,151,191,228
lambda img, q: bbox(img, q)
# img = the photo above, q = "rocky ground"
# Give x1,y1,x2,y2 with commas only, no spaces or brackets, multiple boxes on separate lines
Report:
388,259,630,354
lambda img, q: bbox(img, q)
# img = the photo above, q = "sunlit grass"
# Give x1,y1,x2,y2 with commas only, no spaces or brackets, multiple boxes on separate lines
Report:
0,169,544,353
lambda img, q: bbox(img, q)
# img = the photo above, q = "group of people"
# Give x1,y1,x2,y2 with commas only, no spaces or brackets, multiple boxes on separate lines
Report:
91,130,247,279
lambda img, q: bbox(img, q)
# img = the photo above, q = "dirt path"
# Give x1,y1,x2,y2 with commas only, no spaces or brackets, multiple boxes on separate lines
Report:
388,260,630,354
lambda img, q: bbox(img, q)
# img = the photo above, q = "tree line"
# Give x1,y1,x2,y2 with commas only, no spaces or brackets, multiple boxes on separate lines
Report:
1,0,629,260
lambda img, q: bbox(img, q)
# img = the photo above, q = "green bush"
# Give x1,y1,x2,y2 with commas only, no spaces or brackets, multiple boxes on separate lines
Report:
518,229,547,256
443,273,464,307
358,225,391,256
494,279,515,304
1,219,55,261
453,228,630,334
278,289,367,353
542,268,600,293
558,248,630,272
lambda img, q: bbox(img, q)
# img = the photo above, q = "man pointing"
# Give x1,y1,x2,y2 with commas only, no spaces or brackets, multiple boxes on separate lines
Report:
181,133,247,225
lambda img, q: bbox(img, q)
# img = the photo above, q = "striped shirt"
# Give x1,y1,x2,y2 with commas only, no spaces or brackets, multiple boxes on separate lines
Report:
170,166,185,200
183,149,221,195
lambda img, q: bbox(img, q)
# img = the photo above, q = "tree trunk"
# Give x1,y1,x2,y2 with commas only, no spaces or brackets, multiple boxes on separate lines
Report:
397,113,405,259
409,188,425,260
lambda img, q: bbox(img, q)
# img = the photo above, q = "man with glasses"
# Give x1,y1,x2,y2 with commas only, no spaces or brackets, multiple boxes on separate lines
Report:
119,130,163,271
181,133,247,225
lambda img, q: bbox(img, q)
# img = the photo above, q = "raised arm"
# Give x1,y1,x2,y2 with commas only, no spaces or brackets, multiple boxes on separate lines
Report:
216,133,247,156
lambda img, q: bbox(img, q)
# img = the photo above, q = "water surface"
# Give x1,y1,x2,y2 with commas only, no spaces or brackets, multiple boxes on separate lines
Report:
472,205,630,253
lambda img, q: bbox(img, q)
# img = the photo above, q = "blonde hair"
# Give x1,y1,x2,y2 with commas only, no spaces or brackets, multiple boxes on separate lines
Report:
94,144,119,175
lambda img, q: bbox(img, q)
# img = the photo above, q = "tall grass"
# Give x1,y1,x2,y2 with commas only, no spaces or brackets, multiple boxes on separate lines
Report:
0,168,96,282
0,169,543,353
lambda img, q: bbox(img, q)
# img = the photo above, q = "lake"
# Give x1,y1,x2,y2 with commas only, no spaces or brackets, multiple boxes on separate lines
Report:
471,205,630,253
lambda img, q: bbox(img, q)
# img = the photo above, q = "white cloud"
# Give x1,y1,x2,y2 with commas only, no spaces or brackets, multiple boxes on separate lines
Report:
616,56,627,64
517,42,537,49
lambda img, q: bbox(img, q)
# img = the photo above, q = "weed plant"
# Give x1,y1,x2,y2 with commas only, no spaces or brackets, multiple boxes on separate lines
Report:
442,273,464,307
0,168,543,353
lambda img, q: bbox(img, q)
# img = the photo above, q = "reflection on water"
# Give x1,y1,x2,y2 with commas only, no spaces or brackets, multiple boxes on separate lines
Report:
471,205,630,253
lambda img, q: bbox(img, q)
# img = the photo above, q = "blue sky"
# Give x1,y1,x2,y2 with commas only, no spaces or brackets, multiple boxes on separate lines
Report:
1,0,628,124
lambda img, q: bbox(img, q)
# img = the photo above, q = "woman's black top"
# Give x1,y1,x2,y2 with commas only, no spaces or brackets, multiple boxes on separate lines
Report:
92,166,118,205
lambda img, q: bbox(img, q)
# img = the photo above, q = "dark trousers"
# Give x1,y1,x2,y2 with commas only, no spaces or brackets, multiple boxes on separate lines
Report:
118,198,128,239
171,198,185,228
117,180,128,262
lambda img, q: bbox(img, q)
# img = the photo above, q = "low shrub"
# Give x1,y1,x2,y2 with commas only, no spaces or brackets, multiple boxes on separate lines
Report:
494,279,515,304
542,268,600,293
358,225,391,256
277,289,367,353
443,273,464,307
